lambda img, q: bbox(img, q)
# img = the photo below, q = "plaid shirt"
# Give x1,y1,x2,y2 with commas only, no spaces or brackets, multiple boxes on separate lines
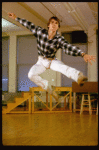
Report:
16,17,84,58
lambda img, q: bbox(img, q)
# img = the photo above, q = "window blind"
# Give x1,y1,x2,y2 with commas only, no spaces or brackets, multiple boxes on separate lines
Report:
17,35,38,91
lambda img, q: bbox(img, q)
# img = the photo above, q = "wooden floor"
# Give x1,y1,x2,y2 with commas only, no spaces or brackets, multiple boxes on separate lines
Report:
2,113,98,146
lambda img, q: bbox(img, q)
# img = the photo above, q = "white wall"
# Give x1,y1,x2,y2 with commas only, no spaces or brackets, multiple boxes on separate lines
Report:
88,25,98,81
9,35,17,92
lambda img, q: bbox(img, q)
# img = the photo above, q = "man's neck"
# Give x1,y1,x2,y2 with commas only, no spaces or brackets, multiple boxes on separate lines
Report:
48,30,56,40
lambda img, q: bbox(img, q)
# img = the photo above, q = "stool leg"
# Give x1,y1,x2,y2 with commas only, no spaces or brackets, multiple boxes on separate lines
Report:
89,94,92,115
80,94,83,115
96,103,98,115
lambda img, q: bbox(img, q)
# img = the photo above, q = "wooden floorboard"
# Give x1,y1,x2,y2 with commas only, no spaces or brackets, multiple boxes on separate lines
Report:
2,113,98,146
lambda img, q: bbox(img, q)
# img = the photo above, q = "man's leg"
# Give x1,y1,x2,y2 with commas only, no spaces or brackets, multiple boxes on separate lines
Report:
28,58,58,100
28,61,48,90
50,59,87,84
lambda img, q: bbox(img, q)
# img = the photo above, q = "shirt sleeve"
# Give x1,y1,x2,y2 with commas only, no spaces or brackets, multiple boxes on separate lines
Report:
15,17,41,37
58,36,84,57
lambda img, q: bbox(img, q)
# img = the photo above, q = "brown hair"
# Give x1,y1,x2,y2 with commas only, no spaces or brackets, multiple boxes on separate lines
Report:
47,16,60,28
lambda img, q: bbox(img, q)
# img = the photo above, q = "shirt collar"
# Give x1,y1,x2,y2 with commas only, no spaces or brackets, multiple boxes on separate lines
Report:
56,31,60,36
46,30,60,40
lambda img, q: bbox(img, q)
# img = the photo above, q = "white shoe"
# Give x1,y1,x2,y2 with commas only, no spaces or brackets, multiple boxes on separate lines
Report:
47,86,59,101
43,80,49,91
43,81,59,101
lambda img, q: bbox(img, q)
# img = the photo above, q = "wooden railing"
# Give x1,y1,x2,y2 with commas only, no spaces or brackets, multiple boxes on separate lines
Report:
30,87,72,113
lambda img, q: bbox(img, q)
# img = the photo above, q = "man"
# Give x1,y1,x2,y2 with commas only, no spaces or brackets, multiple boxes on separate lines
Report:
8,13,96,99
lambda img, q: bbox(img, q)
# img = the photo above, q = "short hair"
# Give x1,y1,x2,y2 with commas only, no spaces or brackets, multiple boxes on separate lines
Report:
47,16,60,28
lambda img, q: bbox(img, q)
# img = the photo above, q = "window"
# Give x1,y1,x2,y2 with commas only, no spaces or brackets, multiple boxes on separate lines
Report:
17,35,38,91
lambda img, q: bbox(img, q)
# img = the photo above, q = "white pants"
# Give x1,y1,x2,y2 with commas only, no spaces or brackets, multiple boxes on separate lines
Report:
28,56,81,90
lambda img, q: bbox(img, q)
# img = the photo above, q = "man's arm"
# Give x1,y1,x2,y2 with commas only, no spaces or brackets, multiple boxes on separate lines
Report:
58,36,96,65
8,13,41,37
58,36,84,56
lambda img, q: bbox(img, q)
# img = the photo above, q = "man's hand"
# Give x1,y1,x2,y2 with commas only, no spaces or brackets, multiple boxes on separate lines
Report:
83,54,96,65
8,12,17,20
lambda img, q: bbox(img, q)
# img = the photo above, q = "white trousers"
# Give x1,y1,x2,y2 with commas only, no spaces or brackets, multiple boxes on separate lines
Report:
28,56,81,90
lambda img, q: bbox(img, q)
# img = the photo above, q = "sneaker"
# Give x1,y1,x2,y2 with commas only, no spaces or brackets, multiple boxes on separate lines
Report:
77,73,88,86
51,85,61,101
47,87,58,101
43,80,48,91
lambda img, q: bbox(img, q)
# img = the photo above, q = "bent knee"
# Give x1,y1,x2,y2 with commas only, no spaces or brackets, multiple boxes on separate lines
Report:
28,72,34,80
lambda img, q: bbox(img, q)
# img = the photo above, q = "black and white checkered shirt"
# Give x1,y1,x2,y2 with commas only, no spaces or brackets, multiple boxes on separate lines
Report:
16,17,84,58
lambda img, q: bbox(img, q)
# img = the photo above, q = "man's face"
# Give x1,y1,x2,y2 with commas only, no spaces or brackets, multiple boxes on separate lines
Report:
48,19,59,32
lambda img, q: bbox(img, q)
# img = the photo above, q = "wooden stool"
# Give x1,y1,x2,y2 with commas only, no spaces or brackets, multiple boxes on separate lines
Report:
96,102,98,115
80,94,92,115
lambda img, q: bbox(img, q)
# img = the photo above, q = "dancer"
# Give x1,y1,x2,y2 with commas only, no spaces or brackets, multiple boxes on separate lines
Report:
8,13,96,99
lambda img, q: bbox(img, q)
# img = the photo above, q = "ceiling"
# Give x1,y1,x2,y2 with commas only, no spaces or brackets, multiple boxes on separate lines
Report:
25,2,97,26
2,2,98,33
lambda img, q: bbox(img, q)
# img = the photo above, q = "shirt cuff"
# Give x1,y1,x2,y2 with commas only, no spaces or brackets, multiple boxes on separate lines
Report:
81,52,87,57
15,17,19,21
